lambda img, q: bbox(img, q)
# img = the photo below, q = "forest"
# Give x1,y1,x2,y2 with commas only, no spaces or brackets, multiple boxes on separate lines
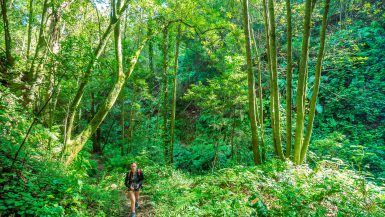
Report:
0,0,384,216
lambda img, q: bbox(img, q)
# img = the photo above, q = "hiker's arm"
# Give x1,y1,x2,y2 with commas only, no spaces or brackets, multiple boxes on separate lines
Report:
138,172,144,186
124,173,130,188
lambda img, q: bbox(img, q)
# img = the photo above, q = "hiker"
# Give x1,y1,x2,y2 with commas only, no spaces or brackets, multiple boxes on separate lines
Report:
125,162,144,217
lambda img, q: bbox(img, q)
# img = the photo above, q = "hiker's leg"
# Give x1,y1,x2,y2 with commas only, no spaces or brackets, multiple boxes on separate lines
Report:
135,191,139,204
129,191,136,213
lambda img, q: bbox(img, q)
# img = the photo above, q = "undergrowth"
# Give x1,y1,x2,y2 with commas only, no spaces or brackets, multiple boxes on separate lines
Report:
1,85,384,216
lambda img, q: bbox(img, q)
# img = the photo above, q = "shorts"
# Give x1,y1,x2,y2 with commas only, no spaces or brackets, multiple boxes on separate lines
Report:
129,184,142,192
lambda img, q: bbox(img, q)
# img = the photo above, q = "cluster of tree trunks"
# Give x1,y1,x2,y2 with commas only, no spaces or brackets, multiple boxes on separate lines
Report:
64,0,157,165
6,0,330,166
242,0,330,164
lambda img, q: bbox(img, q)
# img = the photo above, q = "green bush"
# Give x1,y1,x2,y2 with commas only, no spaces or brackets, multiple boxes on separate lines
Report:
144,160,385,216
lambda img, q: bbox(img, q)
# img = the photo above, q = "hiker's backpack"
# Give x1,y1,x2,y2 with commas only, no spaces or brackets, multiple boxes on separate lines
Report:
128,169,141,178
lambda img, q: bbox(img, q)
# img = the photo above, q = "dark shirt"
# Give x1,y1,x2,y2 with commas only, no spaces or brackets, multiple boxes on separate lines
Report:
125,169,144,189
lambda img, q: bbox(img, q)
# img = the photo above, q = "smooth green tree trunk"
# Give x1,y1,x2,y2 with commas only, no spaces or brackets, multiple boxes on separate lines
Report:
162,26,170,162
250,18,266,162
26,0,33,59
293,0,313,164
243,0,261,165
0,0,13,66
64,1,131,148
91,93,102,154
169,24,181,164
300,0,330,164
120,92,125,156
285,0,293,159
25,0,48,105
65,1,153,165
127,86,137,154
262,0,278,156
268,0,284,159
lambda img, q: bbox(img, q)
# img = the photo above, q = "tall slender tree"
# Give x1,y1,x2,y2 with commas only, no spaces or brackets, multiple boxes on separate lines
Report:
300,0,330,163
148,20,156,93
267,0,284,159
0,0,13,67
91,92,102,154
26,0,34,59
242,0,261,165
162,25,170,162
285,0,293,158
293,0,313,164
127,85,137,154
26,0,49,105
250,18,266,162
120,92,125,156
169,24,182,164
262,0,278,156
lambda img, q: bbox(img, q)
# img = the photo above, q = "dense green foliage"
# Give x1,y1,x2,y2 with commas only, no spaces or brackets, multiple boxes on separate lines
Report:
1,86,384,215
148,160,384,216
314,20,385,178
1,0,385,216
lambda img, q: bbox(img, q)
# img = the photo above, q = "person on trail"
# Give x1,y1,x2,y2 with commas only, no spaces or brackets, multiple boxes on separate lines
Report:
125,162,144,217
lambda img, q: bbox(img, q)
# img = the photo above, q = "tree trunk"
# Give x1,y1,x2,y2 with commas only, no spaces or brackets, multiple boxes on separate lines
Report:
285,0,293,159
127,86,137,154
293,0,313,164
102,117,116,150
153,97,160,146
250,17,266,162
91,93,102,154
91,2,102,41
46,47,61,153
299,0,319,130
262,0,278,156
300,0,330,164
0,0,13,67
121,93,125,156
26,0,33,59
64,1,130,147
34,49,49,114
162,26,170,162
27,1,72,107
300,0,317,119
148,20,157,94
64,2,153,165
65,37,153,164
267,0,284,159
169,24,181,164
26,0,48,105
92,127,102,154
212,140,219,171
230,107,236,160
243,0,261,165
39,3,65,117
47,83,61,155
